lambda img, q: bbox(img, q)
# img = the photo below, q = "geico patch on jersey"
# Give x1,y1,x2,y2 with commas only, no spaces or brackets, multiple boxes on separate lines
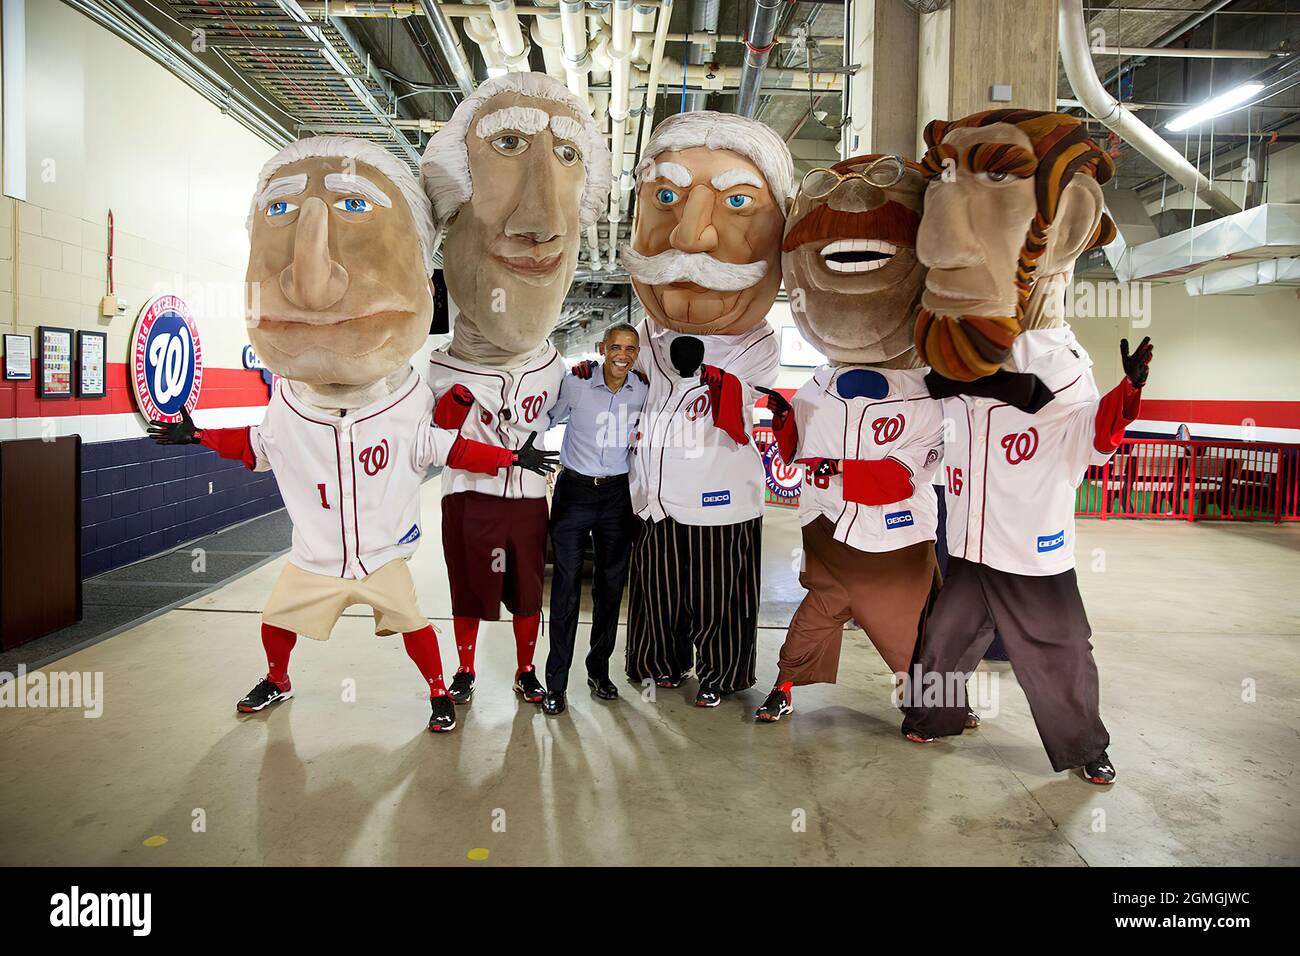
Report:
701,489,732,507
884,509,915,529
1036,529,1066,553
398,524,421,545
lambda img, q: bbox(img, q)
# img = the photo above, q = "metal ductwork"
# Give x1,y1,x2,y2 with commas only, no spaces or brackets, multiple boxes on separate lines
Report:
736,0,783,118
419,0,477,97
685,0,719,112
1058,0,1240,218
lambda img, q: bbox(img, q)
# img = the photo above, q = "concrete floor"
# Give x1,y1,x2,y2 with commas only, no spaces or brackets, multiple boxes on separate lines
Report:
1,484,1298,866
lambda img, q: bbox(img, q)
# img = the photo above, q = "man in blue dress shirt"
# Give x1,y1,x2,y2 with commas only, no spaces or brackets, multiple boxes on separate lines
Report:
542,323,647,714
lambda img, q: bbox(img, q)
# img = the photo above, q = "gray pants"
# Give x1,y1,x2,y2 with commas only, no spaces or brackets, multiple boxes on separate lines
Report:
901,557,1109,772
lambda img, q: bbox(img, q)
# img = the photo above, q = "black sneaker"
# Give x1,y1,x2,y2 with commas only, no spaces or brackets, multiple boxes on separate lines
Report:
513,666,545,704
694,685,722,708
237,677,292,714
965,709,981,730
448,669,475,705
901,726,936,744
428,695,457,733
1081,751,1117,785
754,688,792,722
655,671,689,688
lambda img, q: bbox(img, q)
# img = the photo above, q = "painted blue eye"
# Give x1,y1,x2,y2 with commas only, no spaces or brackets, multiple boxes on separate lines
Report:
725,194,753,209
265,201,296,218
656,188,678,205
335,197,371,213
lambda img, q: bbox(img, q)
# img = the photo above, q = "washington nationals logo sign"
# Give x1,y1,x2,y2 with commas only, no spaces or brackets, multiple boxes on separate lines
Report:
131,294,203,422
359,439,390,476
872,413,905,445
1002,427,1040,465
762,442,803,504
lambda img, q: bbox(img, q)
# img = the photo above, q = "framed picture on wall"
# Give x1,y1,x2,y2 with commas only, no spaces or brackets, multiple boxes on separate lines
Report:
77,330,107,399
36,326,75,399
3,333,32,381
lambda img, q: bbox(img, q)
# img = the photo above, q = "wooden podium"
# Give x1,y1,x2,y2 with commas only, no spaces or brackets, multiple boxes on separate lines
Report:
0,436,83,649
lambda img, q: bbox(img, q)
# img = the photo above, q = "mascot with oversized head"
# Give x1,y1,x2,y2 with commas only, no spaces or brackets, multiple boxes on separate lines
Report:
149,135,557,734
753,154,946,724
617,111,791,707
901,110,1154,787
419,73,609,710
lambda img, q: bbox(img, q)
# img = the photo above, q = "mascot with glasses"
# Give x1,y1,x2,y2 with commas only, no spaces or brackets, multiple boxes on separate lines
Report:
753,154,946,723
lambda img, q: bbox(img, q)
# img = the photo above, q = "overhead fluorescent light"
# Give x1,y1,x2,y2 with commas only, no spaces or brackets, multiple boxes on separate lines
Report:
486,66,509,79
1167,81,1265,132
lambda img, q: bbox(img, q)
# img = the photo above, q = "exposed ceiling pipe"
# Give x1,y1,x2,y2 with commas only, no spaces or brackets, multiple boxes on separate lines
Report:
419,0,478,96
1098,0,1236,92
637,0,673,156
489,0,532,70
559,0,592,107
736,0,784,118
1092,46,1288,60
686,0,720,111
606,0,634,267
532,1,571,81
1058,0,1239,218
463,13,509,74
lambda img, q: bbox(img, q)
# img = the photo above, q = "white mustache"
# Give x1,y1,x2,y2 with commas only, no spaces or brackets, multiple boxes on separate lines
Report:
621,246,768,291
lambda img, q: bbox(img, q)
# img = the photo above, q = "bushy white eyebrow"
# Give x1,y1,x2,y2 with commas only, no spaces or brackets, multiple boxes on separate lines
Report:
648,162,692,188
324,173,392,208
550,115,583,143
256,174,307,208
475,106,550,140
712,168,765,191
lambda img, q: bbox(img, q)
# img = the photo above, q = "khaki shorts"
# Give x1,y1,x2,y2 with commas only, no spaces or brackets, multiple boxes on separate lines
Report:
262,559,429,641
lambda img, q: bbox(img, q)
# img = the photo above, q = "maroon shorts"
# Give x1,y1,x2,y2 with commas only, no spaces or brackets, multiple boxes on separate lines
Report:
441,491,549,620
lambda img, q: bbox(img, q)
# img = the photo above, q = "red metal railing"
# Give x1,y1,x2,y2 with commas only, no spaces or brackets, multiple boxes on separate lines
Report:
1077,439,1300,522
757,427,1300,522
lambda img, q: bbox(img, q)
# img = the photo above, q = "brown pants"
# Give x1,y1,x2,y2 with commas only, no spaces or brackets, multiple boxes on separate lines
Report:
901,557,1109,773
777,517,937,684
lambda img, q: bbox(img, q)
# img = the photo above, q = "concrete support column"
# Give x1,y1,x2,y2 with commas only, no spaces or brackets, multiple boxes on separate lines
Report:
842,0,920,161
916,0,1059,153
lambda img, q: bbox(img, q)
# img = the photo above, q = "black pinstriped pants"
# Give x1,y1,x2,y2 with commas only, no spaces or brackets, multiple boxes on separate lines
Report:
624,515,762,694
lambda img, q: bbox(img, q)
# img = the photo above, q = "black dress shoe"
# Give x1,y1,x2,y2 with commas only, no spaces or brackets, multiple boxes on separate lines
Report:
587,675,619,700
542,691,567,716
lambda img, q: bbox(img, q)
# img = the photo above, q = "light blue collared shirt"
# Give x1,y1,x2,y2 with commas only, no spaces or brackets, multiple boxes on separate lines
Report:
548,365,647,477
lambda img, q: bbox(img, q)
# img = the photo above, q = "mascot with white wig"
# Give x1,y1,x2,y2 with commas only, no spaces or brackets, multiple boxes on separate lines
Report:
419,73,610,710
607,111,792,708
147,136,558,734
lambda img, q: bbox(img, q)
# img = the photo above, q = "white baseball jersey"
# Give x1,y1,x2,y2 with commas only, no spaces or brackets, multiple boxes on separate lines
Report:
941,326,1115,577
792,365,944,552
427,342,565,499
630,319,779,525
250,367,455,580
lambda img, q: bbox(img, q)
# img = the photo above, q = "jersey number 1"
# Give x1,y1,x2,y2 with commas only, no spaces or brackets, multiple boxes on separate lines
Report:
317,483,330,509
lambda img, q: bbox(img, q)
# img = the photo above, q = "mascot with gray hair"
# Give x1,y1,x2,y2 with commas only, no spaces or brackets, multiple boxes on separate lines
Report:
147,136,558,734
419,73,610,712
600,111,792,708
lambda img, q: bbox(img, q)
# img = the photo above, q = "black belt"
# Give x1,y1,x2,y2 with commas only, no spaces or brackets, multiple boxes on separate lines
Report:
560,469,629,487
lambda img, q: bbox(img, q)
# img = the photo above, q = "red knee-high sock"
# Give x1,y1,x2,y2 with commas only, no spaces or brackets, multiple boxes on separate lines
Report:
402,625,447,698
453,616,479,674
262,623,297,690
512,614,540,677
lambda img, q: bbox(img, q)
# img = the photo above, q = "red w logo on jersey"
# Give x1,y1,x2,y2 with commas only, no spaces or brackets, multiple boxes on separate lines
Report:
872,413,905,445
520,392,549,423
685,394,710,422
358,438,390,476
1001,427,1039,465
